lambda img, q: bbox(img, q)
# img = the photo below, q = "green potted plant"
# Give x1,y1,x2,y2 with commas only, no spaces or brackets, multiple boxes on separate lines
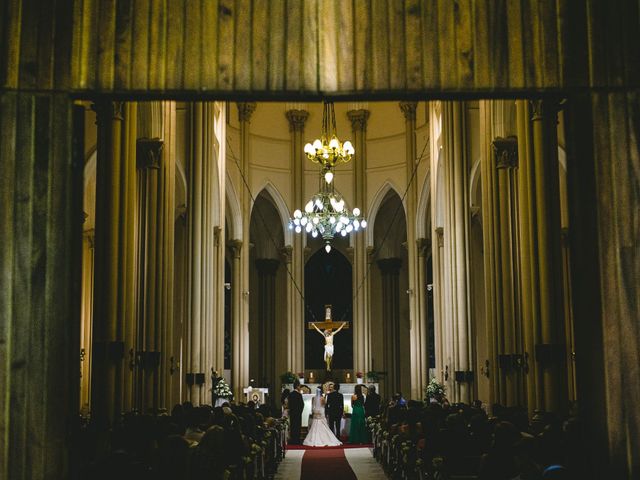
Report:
366,370,380,382
279,371,297,384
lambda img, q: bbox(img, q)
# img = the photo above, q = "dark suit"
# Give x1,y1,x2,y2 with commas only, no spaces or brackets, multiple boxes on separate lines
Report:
364,392,381,417
288,389,304,444
325,390,344,438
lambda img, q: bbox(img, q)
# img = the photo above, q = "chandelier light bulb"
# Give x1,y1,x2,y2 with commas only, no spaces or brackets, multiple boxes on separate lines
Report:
353,219,360,229
301,217,308,226
329,216,336,224
341,229,348,237
343,141,354,155
305,223,313,232
295,225,302,233
304,143,314,155
325,244,331,253
313,139,322,150
294,209,302,218
336,222,343,232
315,198,323,209
324,171,334,184
293,218,300,225
361,219,367,228
312,216,320,224
337,200,345,211
329,137,340,149
346,224,353,233
305,201,314,213
353,207,360,216
312,230,318,238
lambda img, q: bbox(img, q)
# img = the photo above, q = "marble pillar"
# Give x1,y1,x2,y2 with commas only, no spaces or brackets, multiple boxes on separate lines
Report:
234,102,256,397
185,103,224,405
285,108,308,374
91,101,138,423
347,107,371,376
440,102,473,403
400,101,428,400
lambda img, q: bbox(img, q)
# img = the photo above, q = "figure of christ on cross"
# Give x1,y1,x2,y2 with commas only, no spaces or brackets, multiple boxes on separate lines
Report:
308,305,349,371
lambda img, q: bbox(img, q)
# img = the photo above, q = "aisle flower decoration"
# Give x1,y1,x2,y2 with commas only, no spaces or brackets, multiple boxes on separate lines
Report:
425,377,446,401
214,377,233,399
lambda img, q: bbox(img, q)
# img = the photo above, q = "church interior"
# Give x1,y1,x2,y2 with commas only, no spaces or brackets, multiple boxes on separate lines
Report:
2,1,639,479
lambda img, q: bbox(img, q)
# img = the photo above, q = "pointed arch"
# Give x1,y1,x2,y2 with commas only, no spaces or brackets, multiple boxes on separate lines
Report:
252,181,292,245
225,173,242,241
416,171,431,239
367,180,404,247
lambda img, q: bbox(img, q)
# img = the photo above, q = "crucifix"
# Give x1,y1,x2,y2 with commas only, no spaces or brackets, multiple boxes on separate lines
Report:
308,305,350,371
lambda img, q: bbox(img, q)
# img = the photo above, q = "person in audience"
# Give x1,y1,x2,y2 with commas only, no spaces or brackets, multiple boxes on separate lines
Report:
478,421,521,480
364,384,381,417
288,380,304,444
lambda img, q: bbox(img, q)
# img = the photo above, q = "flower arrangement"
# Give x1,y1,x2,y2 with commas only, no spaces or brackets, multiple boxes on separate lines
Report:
425,377,446,401
279,371,297,383
356,372,363,378
297,372,304,379
214,378,233,398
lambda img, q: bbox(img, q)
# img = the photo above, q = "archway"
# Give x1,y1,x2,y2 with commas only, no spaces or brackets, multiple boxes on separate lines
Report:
304,248,353,372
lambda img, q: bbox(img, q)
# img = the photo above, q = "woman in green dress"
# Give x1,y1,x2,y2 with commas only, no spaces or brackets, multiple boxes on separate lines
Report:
349,384,368,443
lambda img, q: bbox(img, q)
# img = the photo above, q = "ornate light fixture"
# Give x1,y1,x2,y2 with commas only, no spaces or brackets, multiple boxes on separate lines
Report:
289,101,366,253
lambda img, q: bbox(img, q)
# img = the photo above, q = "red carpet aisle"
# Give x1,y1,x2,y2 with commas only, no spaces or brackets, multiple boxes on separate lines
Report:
301,448,357,480
274,447,387,480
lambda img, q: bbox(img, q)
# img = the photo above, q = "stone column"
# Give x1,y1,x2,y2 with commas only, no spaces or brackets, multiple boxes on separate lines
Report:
440,102,472,403
255,259,280,388
480,100,525,408
400,101,427,399
91,101,138,423
235,102,256,395
285,107,308,374
135,101,175,413
347,107,371,375
80,230,95,412
228,240,244,399
378,258,402,395
185,103,222,405
529,100,568,412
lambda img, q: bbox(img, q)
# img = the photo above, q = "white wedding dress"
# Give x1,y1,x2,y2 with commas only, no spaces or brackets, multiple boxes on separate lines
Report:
303,394,342,447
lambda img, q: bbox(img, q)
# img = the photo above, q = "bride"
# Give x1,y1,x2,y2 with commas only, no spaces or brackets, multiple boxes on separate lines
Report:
303,386,342,447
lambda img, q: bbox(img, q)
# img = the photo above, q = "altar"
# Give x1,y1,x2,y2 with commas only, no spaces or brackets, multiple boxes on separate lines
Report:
283,382,379,428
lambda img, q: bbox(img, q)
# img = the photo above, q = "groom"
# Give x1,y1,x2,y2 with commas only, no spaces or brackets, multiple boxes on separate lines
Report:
325,382,344,439
288,380,304,445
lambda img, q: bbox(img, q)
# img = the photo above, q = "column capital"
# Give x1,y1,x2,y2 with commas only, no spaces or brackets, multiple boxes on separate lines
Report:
416,237,430,257
347,109,370,132
492,136,518,169
91,101,124,122
281,245,293,263
285,109,309,132
366,246,376,264
435,227,444,247
399,101,418,121
136,138,164,169
530,99,560,122
237,102,257,122
228,239,242,258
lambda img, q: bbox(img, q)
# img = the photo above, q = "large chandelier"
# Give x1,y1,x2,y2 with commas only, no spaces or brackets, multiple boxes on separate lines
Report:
289,101,367,253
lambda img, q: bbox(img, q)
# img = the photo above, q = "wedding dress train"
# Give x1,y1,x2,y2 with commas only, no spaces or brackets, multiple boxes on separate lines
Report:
303,394,342,447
